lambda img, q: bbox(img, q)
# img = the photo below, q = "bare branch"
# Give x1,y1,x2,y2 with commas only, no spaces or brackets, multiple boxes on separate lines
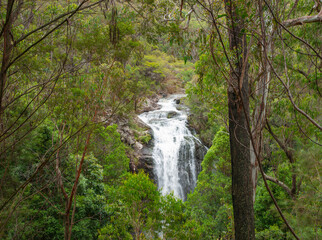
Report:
263,0,322,59
264,173,295,199
266,120,294,163
267,57,322,131
283,9,322,27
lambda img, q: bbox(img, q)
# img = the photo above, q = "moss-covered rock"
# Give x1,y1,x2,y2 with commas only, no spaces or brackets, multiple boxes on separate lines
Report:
167,111,179,118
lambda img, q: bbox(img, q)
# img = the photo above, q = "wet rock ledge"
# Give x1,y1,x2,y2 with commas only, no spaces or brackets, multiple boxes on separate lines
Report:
136,96,207,185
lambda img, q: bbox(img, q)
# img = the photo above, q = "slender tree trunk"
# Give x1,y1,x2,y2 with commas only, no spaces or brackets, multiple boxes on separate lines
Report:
0,0,15,127
225,0,255,239
250,18,273,202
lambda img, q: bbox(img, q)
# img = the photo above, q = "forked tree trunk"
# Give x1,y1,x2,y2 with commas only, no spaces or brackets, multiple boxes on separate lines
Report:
225,0,255,239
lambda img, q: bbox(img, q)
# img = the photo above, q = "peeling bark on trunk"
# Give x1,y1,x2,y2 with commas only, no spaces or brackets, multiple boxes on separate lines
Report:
250,35,272,202
250,63,270,202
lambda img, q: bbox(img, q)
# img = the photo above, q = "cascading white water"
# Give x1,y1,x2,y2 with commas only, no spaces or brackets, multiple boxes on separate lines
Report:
139,94,203,200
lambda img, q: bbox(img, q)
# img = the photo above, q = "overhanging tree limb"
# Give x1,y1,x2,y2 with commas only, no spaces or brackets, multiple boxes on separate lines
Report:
283,9,322,27
263,0,322,59
7,0,89,70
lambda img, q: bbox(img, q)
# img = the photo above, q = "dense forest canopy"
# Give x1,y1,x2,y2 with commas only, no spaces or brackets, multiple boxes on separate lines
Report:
0,0,320,239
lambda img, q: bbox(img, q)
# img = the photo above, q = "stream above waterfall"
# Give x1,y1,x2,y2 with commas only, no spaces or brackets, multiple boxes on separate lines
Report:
139,94,207,201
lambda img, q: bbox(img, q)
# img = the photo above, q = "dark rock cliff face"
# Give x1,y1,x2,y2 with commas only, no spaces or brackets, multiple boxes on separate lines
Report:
115,115,153,176
137,129,157,184
114,97,160,180
177,138,194,201
194,138,207,175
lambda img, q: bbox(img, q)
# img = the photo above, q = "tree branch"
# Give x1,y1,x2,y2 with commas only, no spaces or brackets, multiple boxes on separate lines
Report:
266,120,294,163
264,173,295,200
283,10,322,27
263,0,322,59
267,57,322,131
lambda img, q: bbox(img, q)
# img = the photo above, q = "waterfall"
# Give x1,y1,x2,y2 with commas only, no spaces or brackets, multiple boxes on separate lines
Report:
139,94,206,201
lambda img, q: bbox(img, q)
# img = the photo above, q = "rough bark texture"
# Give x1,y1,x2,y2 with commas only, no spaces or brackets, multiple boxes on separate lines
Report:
225,0,255,239
228,84,255,240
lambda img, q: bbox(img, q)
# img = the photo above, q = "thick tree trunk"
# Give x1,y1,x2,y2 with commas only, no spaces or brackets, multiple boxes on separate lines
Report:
228,84,255,240
225,0,255,239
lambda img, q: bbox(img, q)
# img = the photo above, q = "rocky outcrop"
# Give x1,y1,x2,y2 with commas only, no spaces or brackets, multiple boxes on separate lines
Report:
167,111,179,118
117,119,136,146
138,94,161,114
137,129,157,183
186,114,212,147
113,114,156,181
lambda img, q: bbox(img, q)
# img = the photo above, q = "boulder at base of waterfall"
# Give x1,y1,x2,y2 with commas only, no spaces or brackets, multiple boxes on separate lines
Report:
138,94,161,113
176,105,184,111
167,111,179,118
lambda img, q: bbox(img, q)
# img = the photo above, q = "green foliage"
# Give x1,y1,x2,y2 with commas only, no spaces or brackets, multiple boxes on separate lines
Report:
185,128,233,239
160,194,186,239
287,144,322,240
254,180,285,233
185,51,228,146
141,48,195,93
138,133,152,144
66,154,108,240
99,171,161,239
256,225,285,240
5,153,108,240
1,0,321,239
93,125,130,185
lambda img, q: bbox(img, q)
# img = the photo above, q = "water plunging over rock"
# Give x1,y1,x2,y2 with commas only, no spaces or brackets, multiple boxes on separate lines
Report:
139,95,207,201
